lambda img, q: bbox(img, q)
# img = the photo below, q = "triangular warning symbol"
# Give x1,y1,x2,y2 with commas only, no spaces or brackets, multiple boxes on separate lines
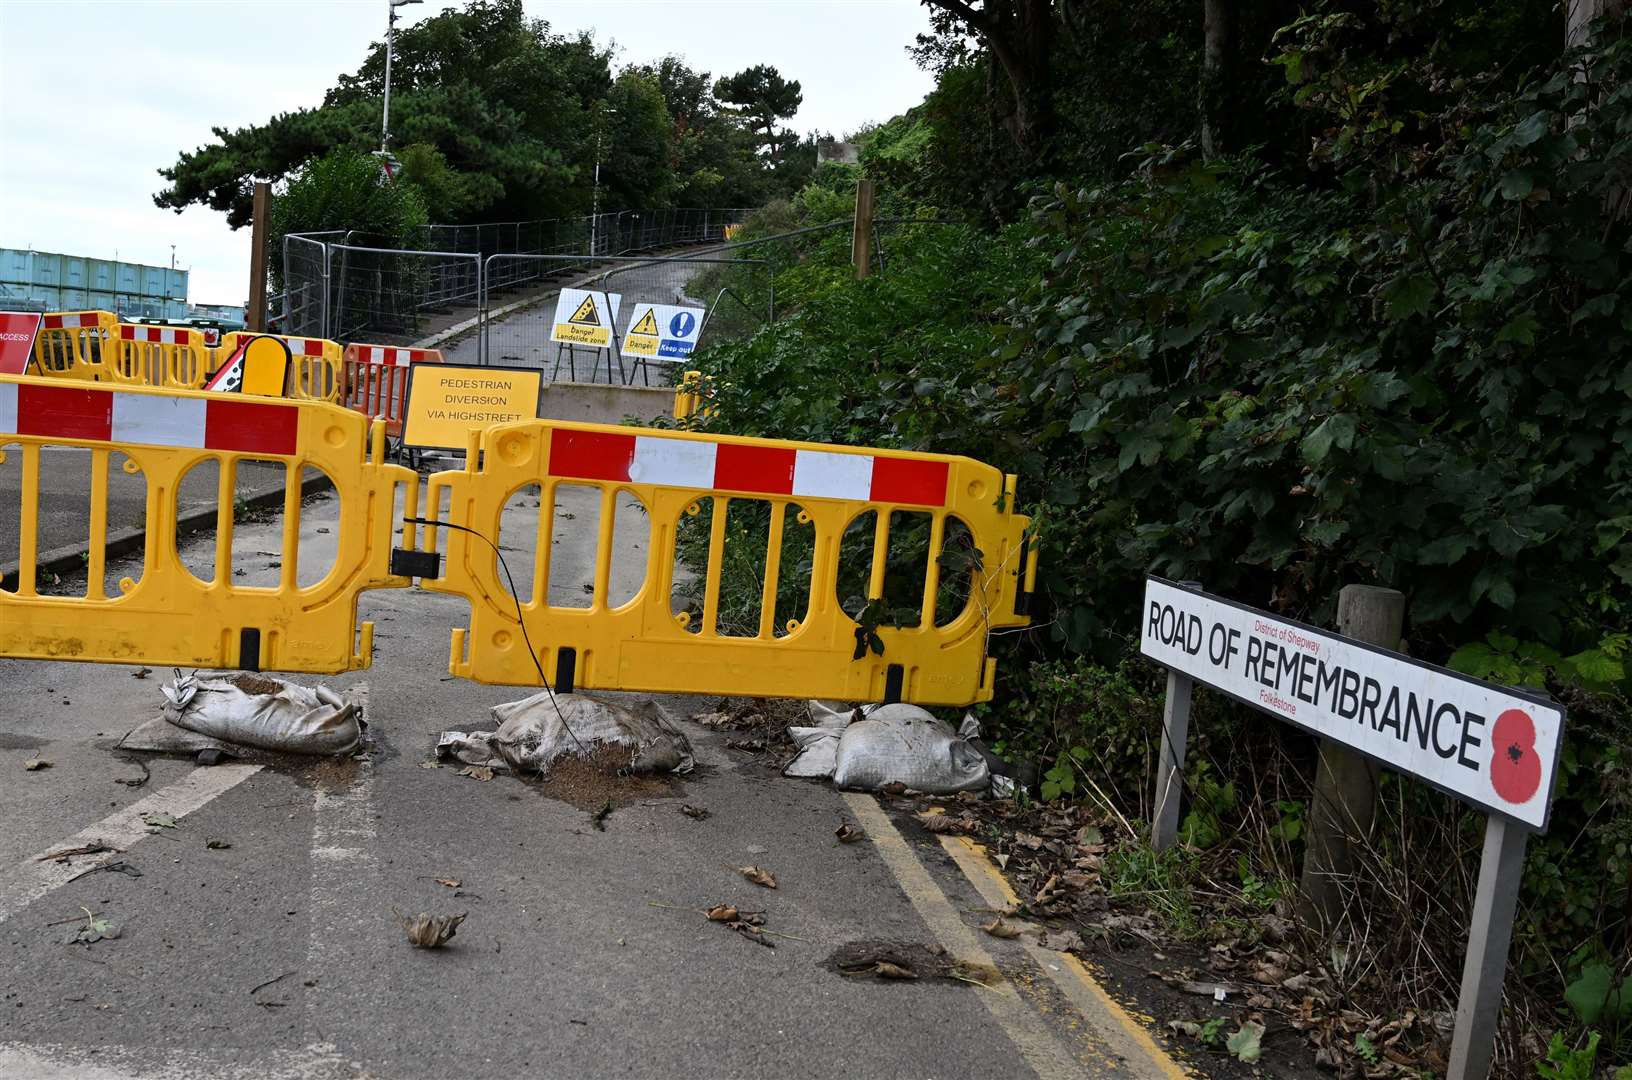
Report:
568,294,601,325
630,309,659,336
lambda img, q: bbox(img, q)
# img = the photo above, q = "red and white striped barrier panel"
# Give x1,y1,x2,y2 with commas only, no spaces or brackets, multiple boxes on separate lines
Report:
547,429,951,507
119,324,198,346
0,380,298,456
341,343,443,437
43,313,104,330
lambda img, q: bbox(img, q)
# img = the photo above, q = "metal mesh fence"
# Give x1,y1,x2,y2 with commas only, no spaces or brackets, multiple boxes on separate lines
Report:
281,208,753,344
271,235,332,338
325,246,482,345
471,253,772,385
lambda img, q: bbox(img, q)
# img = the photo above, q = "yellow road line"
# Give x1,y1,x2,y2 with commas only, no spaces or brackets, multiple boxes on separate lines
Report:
841,792,1088,1080
941,834,1192,1080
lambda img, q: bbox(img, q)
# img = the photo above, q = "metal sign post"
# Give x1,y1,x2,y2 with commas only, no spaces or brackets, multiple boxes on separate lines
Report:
1140,575,1562,1080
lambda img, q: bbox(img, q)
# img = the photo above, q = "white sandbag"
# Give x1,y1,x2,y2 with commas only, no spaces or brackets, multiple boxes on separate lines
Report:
783,725,843,779
436,729,506,769
831,703,990,794
459,691,694,776
161,671,363,756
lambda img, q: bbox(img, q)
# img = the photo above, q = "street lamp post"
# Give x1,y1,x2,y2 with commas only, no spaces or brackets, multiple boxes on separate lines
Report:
381,0,423,153
590,106,617,256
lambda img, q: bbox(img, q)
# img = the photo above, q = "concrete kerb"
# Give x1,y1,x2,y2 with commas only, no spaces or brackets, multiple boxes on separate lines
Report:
0,470,333,592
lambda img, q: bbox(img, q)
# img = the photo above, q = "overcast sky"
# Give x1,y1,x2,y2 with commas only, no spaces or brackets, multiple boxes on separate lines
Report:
0,0,936,307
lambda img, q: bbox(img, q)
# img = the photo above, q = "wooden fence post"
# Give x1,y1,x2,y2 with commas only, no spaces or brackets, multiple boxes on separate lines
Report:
1299,584,1405,926
1151,580,1202,851
851,178,875,280
246,181,270,332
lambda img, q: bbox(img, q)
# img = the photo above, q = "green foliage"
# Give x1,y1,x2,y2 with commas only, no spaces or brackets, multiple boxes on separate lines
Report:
1564,962,1631,1030
268,149,427,286
156,0,784,229
1538,1032,1601,1080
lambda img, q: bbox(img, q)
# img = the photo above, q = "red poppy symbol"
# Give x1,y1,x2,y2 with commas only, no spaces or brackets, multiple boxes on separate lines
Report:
1489,709,1541,805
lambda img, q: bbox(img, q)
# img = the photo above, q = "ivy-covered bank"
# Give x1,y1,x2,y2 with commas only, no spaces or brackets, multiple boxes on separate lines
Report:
680,20,1632,1077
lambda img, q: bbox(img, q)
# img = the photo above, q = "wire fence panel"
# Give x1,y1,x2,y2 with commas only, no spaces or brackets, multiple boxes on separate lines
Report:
473,254,772,384
275,209,758,348
326,246,482,345
274,235,332,339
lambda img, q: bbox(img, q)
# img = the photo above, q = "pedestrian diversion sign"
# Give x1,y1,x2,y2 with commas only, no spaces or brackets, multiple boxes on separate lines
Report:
402,363,542,451
622,302,704,359
550,288,622,349
1139,576,1564,829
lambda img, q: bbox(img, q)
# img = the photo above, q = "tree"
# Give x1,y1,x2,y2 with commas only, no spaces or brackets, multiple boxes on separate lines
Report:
155,0,609,227
267,149,427,288
601,72,675,209
917,0,1058,162
713,64,803,162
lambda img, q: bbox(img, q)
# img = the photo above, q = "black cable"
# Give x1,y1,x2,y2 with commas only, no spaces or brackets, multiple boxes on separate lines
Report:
403,516,586,754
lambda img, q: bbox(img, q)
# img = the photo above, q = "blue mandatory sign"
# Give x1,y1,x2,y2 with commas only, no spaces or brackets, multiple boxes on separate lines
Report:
668,310,697,339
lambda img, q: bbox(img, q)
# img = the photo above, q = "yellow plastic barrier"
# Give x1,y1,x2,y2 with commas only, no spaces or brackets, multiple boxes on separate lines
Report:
673,370,703,420
218,332,344,403
33,311,117,381
108,324,210,388
0,374,415,672
415,420,1035,706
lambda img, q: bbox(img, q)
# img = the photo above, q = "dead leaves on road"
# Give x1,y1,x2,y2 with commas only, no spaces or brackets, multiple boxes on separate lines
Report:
395,910,467,949
835,822,866,843
734,865,778,889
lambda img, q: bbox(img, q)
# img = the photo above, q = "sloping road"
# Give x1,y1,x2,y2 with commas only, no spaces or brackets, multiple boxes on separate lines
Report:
0,491,1188,1080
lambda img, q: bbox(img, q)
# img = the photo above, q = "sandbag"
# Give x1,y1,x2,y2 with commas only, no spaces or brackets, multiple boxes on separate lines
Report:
442,691,694,776
828,703,990,794
161,671,363,756
782,699,857,779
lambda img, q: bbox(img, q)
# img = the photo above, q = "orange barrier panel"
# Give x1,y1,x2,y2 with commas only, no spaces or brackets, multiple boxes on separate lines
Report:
341,344,444,437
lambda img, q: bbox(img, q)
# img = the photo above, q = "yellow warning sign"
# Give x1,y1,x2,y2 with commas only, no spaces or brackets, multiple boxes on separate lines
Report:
403,364,542,450
568,294,601,325
550,288,617,349
630,309,659,336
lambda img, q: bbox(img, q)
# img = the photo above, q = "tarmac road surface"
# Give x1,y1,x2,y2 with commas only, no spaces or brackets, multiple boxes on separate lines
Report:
0,489,1190,1080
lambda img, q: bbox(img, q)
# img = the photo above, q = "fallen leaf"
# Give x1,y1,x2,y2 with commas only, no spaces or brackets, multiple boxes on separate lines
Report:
728,920,774,948
1227,1021,1265,1064
993,852,1010,870
23,758,51,771
736,866,777,889
880,781,909,796
457,766,494,782
1015,831,1045,850
875,961,918,979
1039,929,1085,953
130,667,152,680
680,804,710,820
205,839,232,850
66,907,119,945
141,812,177,829
835,823,865,843
418,761,442,770
395,910,466,949
1169,1020,1203,1038
705,904,740,922
982,918,1024,939
435,878,461,889
915,811,976,835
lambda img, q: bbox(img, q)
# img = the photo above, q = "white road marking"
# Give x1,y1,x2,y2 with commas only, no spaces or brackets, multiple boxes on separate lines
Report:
0,763,263,926
303,685,383,1033
0,1041,351,1080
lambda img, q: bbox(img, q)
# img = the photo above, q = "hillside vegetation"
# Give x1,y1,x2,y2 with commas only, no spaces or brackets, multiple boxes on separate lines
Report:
684,4,1632,1075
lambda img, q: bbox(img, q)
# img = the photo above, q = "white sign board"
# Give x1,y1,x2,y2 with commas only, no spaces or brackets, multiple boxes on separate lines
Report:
622,302,705,359
550,289,622,349
1140,576,1564,829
